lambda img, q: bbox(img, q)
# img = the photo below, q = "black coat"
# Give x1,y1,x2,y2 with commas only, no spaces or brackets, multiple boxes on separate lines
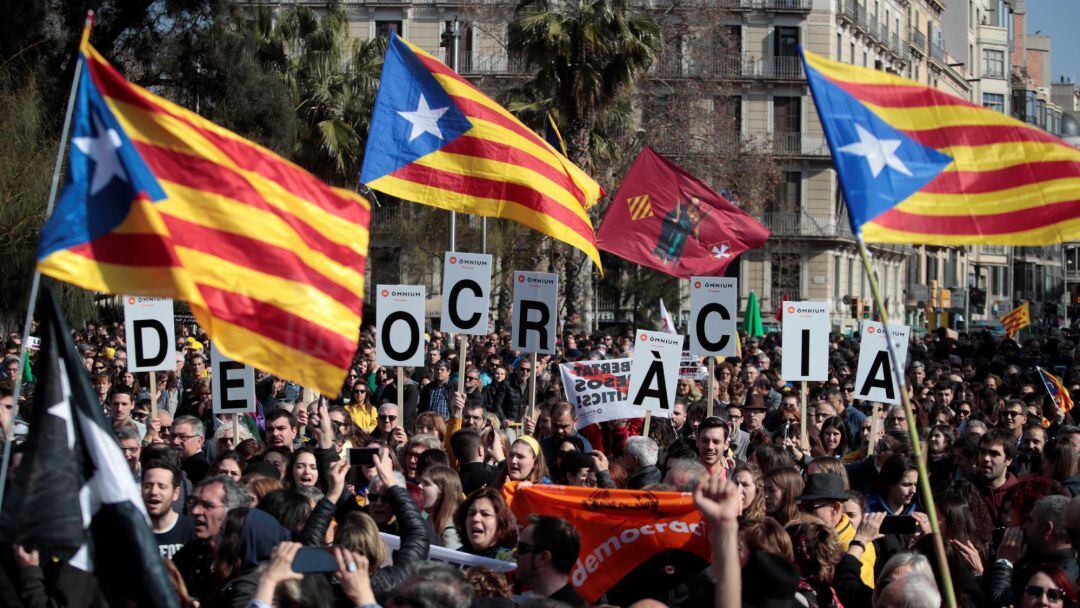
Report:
483,381,507,421
844,457,879,495
495,375,527,422
984,549,1080,608
371,485,431,599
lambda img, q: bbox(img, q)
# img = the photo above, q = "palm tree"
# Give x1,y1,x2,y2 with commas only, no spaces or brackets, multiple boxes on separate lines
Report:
253,5,383,187
508,0,661,329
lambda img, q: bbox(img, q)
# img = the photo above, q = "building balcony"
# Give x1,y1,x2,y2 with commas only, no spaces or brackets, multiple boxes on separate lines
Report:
762,210,852,238
910,28,927,54
654,53,803,81
929,42,945,65
458,54,529,75
716,0,811,9
770,132,829,157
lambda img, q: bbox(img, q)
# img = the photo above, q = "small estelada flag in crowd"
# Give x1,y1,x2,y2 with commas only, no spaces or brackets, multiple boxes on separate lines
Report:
0,287,179,608
361,34,604,270
597,147,770,279
1038,366,1074,414
1001,302,1031,337
802,49,1080,245
35,27,369,395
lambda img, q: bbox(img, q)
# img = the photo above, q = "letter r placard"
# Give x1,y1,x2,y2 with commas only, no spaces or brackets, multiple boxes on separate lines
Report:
511,271,558,354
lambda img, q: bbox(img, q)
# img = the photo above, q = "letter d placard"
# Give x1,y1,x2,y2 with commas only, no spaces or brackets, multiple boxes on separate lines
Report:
123,296,175,372
511,271,558,354
376,285,426,367
440,252,492,335
626,329,683,418
689,277,737,357
854,320,911,405
780,301,829,382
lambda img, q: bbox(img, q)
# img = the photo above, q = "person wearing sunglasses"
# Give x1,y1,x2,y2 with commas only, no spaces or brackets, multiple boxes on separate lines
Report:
515,515,586,607
1018,564,1077,608
345,380,377,433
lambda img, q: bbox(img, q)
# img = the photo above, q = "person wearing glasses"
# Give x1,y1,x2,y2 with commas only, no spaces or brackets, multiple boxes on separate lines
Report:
988,496,1080,608
170,415,210,484
1001,398,1030,449
493,360,531,423
345,380,377,433
171,474,250,604
515,516,586,607
372,403,408,449
1018,564,1077,608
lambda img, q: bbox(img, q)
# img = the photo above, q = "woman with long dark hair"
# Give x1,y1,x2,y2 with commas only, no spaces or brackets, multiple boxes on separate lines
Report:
819,416,850,459
764,466,804,526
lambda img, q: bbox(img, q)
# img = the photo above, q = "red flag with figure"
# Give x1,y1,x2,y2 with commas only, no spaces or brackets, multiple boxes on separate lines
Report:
597,147,769,278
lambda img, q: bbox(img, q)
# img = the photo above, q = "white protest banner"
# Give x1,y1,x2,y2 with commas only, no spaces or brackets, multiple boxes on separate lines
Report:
376,285,426,367
679,352,706,380
559,358,638,428
854,320,911,405
211,342,255,415
380,533,516,572
511,271,558,354
123,296,176,372
689,277,738,357
440,252,492,335
626,330,683,418
780,301,830,381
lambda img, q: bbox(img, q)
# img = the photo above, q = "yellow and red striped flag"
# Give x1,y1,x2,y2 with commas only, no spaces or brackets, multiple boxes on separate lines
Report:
360,34,603,269
1037,366,1074,414
1001,302,1031,338
803,50,1080,244
36,34,369,395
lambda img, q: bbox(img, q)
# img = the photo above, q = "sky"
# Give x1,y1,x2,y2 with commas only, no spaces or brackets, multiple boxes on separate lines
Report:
1025,0,1080,83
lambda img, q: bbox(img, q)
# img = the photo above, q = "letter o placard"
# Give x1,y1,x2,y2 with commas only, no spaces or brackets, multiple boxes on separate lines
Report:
376,285,426,367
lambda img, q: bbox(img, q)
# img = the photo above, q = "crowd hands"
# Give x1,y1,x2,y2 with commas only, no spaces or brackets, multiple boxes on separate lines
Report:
4,321,1080,608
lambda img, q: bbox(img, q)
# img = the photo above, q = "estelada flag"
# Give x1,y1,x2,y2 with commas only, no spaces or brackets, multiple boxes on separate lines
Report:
597,147,769,279
803,49,1080,244
36,27,369,395
503,482,711,603
1038,366,1074,414
361,34,603,269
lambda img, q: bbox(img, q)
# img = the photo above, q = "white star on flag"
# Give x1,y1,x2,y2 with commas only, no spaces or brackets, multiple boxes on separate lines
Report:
72,112,129,195
839,123,913,178
397,94,450,142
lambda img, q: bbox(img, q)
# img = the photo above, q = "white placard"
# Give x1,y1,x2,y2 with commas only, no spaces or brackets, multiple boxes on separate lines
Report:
440,252,492,335
559,358,637,428
211,342,255,415
511,271,558,354
780,301,830,381
854,320,911,405
376,285,426,367
689,277,738,357
626,329,683,418
123,296,176,372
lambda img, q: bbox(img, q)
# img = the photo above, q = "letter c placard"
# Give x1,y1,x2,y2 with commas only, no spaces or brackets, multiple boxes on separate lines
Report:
689,277,737,357
440,252,492,335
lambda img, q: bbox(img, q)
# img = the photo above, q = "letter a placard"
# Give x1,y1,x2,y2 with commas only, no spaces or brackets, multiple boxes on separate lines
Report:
626,329,683,418
511,271,557,354
440,252,492,335
780,301,829,382
854,320,911,405
123,296,175,372
376,285,426,367
211,342,255,415
689,277,737,357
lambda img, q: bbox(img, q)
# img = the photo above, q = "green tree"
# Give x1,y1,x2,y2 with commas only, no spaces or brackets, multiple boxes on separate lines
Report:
253,4,383,186
508,0,661,329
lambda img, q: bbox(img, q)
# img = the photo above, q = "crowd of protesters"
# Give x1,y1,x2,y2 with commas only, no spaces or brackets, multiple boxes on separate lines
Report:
2,317,1080,608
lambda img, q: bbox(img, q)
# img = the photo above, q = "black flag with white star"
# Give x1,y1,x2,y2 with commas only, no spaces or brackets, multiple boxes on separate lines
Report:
0,287,179,608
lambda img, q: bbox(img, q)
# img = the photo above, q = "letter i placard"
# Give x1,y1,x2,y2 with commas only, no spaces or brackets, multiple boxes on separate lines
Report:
853,320,910,405
780,301,830,382
122,295,176,372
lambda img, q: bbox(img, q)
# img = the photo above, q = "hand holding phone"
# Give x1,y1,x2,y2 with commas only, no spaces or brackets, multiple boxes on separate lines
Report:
879,515,917,535
348,447,379,467
291,547,338,573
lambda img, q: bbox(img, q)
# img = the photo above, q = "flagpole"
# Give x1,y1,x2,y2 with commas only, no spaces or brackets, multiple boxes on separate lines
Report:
0,12,94,515
856,235,957,608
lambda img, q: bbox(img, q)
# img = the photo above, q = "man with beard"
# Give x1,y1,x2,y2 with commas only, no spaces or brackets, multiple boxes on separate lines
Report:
172,475,250,604
141,461,195,559
976,429,1020,525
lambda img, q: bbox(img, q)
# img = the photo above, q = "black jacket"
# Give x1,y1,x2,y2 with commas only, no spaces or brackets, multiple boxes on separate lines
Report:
844,457,879,495
984,548,1080,608
459,461,500,495
483,381,507,421
371,485,431,599
495,375,527,422
376,381,419,431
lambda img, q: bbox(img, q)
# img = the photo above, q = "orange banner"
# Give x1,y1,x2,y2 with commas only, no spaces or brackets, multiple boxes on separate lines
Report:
504,483,712,603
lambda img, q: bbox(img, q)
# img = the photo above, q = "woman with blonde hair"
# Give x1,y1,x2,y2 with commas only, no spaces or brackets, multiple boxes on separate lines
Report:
495,435,549,486
419,465,465,550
